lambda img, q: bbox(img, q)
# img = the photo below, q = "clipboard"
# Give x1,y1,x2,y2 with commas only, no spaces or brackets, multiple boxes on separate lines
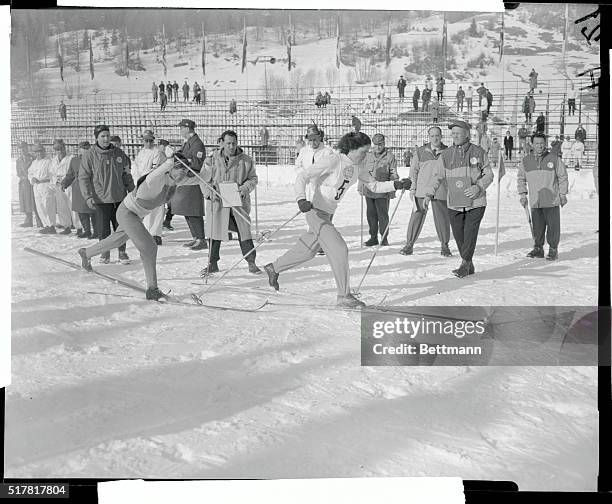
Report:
447,176,474,208
218,182,242,208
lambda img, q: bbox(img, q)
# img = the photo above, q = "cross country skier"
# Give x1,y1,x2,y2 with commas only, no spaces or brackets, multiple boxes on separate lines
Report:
77,153,211,301
263,131,412,308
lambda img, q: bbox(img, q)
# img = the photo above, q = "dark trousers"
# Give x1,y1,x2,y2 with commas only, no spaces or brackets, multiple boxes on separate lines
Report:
399,89,405,99
457,98,463,111
164,203,173,224
210,211,255,264
366,197,390,239
504,146,512,160
448,206,486,262
437,91,443,100
95,202,126,258
466,98,473,111
185,215,205,239
413,98,419,111
568,99,576,115
78,213,96,235
531,206,560,249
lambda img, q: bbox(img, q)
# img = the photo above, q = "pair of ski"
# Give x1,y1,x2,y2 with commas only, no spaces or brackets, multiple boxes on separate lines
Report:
23,247,268,313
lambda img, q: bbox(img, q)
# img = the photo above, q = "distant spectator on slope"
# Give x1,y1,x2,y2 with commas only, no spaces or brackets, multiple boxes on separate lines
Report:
378,84,386,102
456,86,465,112
518,124,528,155
486,88,493,115
436,76,445,100
229,98,237,115
561,135,573,165
477,82,486,107
413,86,420,111
160,90,168,111
536,112,546,134
571,139,584,170
567,83,577,116
489,137,501,168
351,115,362,133
426,75,434,93
259,125,270,148
315,91,324,108
503,130,514,160
182,80,190,102
173,81,179,102
430,96,440,123
158,82,165,96
152,82,158,103
528,93,536,122
480,93,489,122
522,94,531,123
574,123,587,142
167,81,173,101
192,81,200,103
59,100,67,121
324,91,331,107
397,75,407,101
375,94,384,114
528,68,538,91
362,95,374,114
422,87,431,112
466,85,474,112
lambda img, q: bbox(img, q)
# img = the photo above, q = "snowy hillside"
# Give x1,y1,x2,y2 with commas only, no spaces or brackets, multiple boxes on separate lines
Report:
6,163,599,488
16,5,600,99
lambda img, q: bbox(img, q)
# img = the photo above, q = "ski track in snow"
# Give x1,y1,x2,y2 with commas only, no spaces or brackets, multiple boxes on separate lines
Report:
7,171,599,489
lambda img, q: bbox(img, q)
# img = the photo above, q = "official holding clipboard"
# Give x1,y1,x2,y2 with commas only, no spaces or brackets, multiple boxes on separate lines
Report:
426,119,494,278
202,130,261,275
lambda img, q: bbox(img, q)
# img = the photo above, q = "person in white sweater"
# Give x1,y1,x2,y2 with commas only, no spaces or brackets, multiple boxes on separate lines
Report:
132,130,166,244
264,132,412,308
28,143,56,234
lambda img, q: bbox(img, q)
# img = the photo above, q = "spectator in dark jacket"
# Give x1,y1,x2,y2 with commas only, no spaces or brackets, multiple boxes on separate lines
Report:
456,86,465,111
79,125,134,264
229,98,237,114
436,76,445,100
413,86,420,111
575,124,587,142
397,75,407,101
61,141,96,238
535,112,546,134
528,68,538,91
477,83,486,106
503,130,514,160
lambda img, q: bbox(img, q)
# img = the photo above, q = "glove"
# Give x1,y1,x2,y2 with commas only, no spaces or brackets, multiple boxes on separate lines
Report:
464,185,481,199
31,177,39,184
238,186,249,198
559,194,567,207
394,178,412,190
297,199,313,213
422,195,432,210
520,196,529,208
86,198,97,210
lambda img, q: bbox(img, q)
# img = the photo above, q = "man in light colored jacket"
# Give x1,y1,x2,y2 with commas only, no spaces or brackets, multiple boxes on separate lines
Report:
518,132,568,261
427,120,494,278
401,125,450,257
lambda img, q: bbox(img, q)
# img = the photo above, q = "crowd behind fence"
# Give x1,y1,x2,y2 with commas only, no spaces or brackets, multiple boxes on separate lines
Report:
11,78,598,168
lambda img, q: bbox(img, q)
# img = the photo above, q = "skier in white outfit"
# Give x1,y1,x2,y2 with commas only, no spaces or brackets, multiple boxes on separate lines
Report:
264,131,412,308
132,130,166,244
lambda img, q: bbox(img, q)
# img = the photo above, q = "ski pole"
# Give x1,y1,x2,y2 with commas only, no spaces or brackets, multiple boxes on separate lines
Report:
173,153,253,229
360,193,364,247
354,188,406,295
197,210,301,296
205,198,215,285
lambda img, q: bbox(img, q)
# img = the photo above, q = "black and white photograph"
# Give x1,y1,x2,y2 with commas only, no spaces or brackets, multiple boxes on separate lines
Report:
6,1,602,492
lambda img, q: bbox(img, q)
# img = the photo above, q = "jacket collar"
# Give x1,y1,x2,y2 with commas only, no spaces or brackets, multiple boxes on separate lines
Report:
95,143,114,153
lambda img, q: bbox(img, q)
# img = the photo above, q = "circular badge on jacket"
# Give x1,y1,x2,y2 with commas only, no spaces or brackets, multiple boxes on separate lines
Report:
343,166,354,179
456,180,464,188
547,162,554,168
470,157,478,165
117,157,123,163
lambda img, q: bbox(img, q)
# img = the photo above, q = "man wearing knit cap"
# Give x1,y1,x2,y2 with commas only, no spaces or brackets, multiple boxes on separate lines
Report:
50,139,76,234
133,130,165,245
79,124,134,264
170,119,207,250
28,143,56,234
426,119,493,278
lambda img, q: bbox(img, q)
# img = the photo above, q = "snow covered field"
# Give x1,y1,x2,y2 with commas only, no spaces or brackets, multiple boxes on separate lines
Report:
7,165,599,489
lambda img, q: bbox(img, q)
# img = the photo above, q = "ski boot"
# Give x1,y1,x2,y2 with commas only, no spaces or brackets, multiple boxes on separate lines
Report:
146,287,168,301
399,244,413,255
440,243,452,257
183,239,197,248
200,262,220,277
154,235,162,246
248,261,262,274
380,237,389,247
364,236,379,247
452,260,472,278
78,248,93,272
190,239,208,250
337,293,366,308
264,263,279,291
546,248,558,261
118,251,131,264
526,246,544,258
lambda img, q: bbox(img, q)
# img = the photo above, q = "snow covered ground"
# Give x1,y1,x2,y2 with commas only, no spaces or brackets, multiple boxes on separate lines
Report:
6,165,599,489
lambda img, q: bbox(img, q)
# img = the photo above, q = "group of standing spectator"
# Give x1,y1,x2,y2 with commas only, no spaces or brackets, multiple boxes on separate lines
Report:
315,91,332,108
152,80,206,110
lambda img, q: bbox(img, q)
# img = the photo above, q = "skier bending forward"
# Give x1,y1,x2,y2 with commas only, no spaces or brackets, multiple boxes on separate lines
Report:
78,153,211,300
264,131,411,308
